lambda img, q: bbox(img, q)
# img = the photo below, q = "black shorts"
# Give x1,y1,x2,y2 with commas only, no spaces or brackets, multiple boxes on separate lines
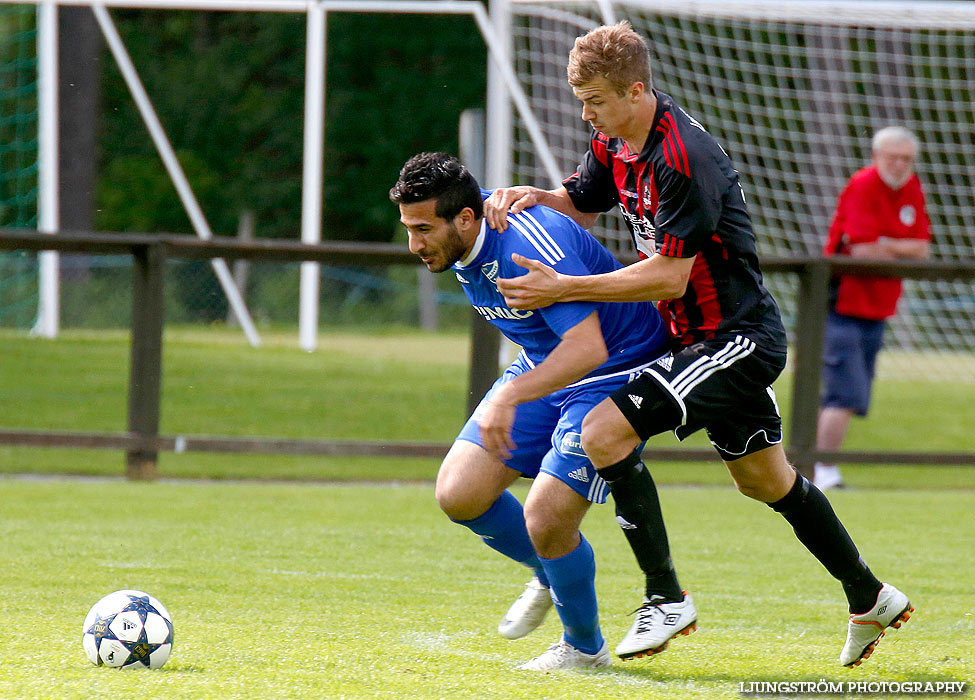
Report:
610,334,787,462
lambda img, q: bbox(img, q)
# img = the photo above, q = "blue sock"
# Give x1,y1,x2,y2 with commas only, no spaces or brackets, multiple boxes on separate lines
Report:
538,535,603,655
453,491,549,588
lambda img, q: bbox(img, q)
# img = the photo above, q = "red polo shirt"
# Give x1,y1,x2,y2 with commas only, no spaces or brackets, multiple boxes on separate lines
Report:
824,166,931,320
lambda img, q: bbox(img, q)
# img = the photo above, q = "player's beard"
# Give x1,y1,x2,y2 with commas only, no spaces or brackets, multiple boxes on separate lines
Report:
426,221,469,273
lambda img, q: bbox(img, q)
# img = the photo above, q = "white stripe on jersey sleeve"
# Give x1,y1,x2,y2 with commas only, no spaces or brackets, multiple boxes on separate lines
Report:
520,211,566,259
508,215,564,265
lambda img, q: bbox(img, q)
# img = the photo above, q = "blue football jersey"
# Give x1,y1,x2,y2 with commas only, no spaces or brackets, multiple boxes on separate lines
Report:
452,196,669,377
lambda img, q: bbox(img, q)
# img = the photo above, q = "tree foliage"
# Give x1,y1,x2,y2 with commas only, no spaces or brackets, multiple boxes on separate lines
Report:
96,10,486,242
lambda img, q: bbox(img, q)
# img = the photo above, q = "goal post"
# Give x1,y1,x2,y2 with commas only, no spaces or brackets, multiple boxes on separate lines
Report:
33,0,58,338
501,0,975,380
4,0,565,348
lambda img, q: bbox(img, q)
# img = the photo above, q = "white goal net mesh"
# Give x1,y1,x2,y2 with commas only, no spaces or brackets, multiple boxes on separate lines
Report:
507,0,975,381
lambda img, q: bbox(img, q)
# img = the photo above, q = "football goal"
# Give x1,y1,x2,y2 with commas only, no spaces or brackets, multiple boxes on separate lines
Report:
0,0,562,349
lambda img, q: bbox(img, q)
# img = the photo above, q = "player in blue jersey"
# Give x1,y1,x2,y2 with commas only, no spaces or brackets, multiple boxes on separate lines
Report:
390,152,671,671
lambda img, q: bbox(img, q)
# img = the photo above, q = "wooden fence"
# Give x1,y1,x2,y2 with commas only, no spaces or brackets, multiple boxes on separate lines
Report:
2,228,974,480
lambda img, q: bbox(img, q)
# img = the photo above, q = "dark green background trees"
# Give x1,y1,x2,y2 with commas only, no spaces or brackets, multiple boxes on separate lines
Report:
95,10,487,243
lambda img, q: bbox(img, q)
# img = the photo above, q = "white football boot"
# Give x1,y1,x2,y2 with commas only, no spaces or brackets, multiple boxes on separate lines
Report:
516,638,611,671
840,583,913,667
616,592,698,660
498,577,553,640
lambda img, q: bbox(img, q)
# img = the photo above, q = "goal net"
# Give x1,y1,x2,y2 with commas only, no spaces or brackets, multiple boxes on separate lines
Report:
505,0,975,382
0,3,39,329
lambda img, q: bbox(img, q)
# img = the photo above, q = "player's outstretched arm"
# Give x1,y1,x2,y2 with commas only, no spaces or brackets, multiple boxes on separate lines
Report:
498,253,696,310
477,312,608,461
484,186,599,232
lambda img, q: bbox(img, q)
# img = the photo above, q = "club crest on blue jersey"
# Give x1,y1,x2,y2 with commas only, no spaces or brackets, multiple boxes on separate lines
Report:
481,260,500,286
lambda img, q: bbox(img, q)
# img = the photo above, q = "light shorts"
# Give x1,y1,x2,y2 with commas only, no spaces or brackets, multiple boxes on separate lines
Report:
456,352,659,503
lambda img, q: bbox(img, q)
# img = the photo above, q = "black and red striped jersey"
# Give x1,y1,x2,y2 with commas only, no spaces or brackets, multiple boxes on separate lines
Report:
563,90,786,351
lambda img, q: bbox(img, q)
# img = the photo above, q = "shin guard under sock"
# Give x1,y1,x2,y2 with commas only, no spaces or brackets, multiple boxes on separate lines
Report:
538,535,603,655
769,473,882,613
453,490,550,588
597,451,683,603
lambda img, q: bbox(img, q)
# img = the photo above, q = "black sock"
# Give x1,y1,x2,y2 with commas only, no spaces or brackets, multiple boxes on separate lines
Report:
598,451,683,603
769,472,882,613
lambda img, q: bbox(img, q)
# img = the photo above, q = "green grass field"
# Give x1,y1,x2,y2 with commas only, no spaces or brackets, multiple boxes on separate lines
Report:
0,479,971,700
2,327,974,488
0,328,973,698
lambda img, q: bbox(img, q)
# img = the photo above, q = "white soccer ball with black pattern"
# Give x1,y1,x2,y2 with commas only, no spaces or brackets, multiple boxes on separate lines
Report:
82,590,174,669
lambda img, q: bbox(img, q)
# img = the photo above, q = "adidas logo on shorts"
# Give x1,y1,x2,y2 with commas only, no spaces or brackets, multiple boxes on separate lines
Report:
567,467,590,483
629,394,643,408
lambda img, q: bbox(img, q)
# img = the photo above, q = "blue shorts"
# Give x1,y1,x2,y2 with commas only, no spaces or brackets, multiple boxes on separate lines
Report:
821,311,886,416
457,352,658,503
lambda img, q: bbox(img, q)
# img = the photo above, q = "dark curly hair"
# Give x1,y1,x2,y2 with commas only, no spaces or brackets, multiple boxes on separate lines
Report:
389,152,483,221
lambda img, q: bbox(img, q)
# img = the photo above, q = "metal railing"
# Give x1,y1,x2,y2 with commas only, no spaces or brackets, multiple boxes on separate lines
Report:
2,228,974,479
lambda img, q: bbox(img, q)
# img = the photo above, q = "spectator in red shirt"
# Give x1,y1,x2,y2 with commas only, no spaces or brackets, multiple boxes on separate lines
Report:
815,126,932,490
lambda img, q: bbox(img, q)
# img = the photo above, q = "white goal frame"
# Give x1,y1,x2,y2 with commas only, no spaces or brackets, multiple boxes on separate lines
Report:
12,0,562,349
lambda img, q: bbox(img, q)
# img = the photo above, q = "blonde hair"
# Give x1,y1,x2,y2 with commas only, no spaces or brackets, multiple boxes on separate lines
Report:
567,21,653,96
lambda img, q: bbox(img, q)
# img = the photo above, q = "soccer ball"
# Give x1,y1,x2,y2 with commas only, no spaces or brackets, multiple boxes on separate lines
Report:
82,590,174,669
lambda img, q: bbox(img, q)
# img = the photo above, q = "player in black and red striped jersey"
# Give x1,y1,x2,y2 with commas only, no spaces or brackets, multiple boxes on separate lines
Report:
485,21,911,667
564,91,784,351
